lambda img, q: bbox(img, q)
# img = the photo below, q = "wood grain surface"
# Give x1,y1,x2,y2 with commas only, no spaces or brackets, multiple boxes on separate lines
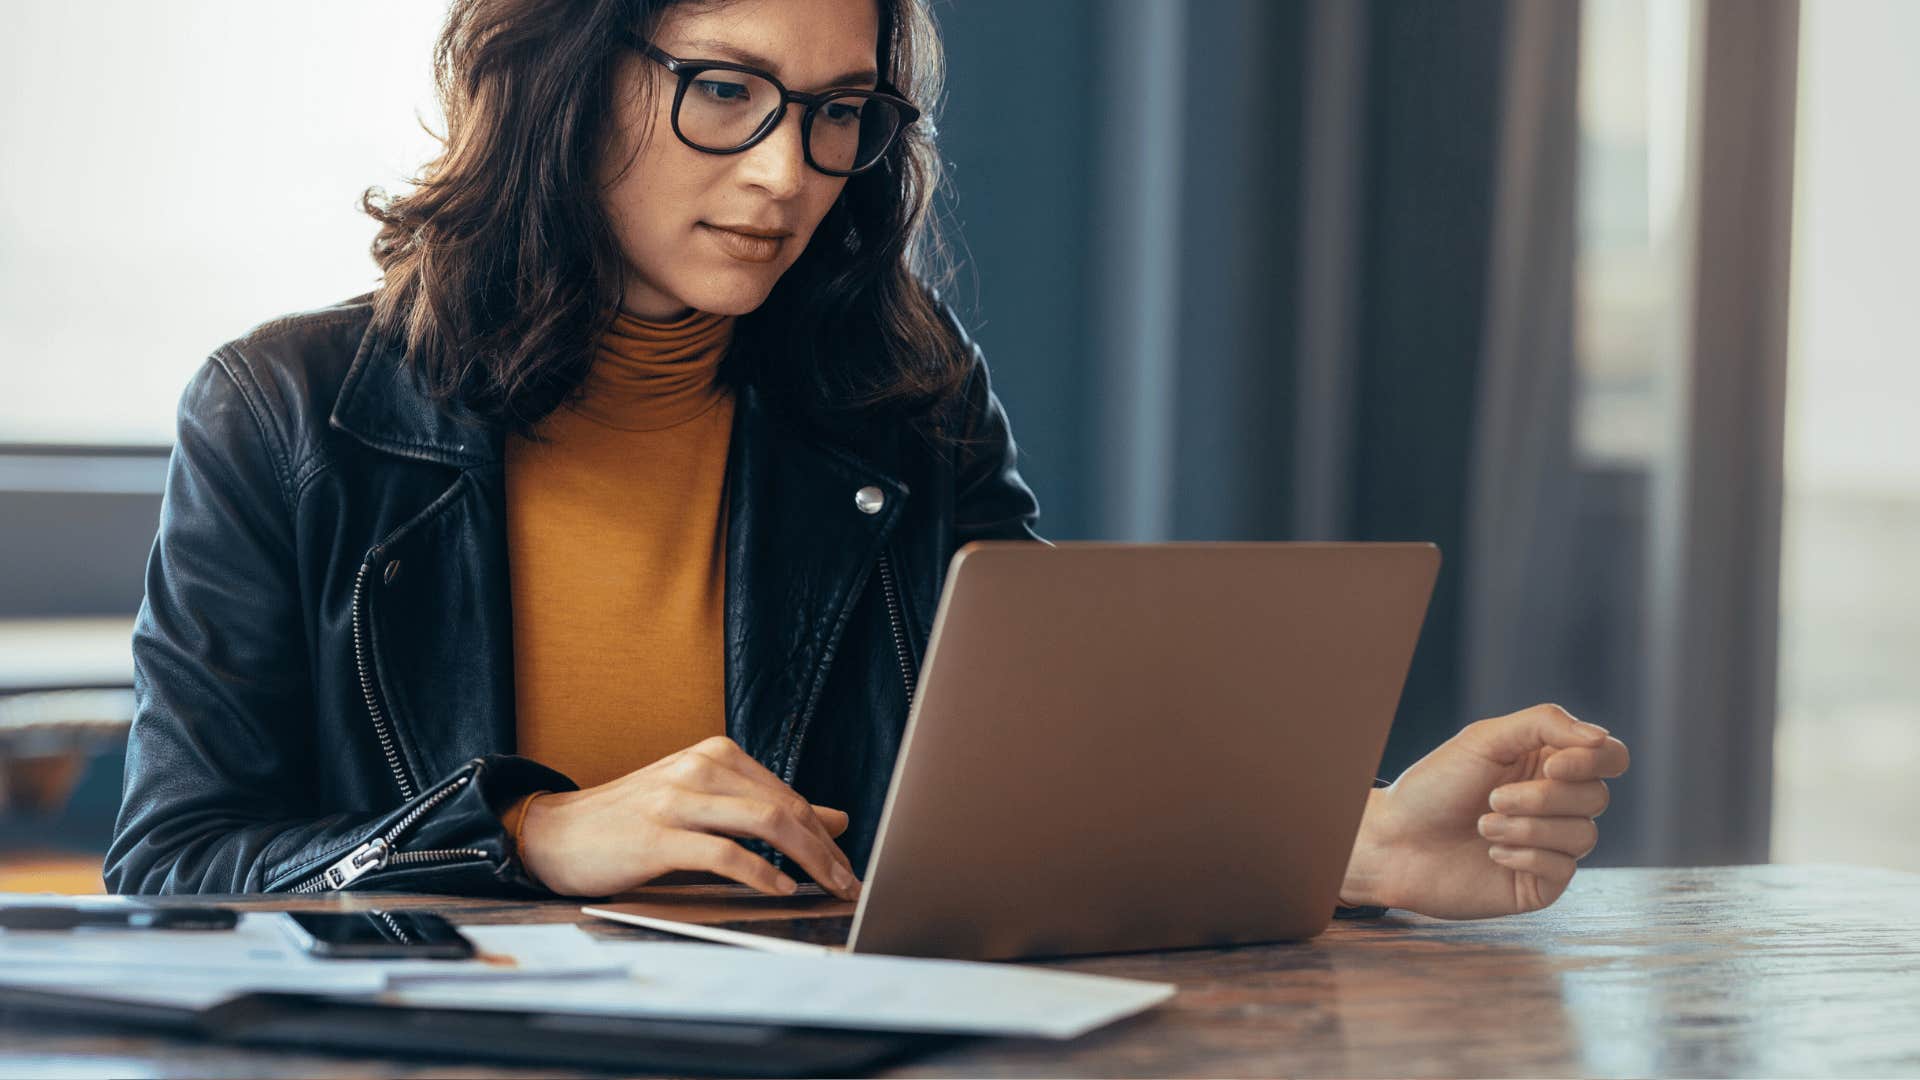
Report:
3,864,1916,1078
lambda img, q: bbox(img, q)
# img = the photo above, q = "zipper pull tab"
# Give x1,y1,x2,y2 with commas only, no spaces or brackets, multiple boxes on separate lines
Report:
320,836,391,889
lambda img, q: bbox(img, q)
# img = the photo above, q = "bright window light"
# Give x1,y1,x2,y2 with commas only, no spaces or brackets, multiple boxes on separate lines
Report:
0,2,448,445
1772,0,1920,872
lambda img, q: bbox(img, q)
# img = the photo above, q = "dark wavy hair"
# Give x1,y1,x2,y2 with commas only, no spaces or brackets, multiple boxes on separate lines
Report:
361,0,969,440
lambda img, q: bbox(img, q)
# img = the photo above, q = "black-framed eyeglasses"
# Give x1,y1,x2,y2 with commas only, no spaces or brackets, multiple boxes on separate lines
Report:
631,40,921,177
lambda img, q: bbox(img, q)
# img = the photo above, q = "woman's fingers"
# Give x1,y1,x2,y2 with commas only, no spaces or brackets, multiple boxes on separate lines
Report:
1489,777,1610,818
668,832,799,897
669,792,860,900
812,805,851,838
1542,738,1631,781
1465,704,1612,762
672,747,849,836
681,738,858,880
1477,813,1598,858
692,737,818,806
1486,844,1578,903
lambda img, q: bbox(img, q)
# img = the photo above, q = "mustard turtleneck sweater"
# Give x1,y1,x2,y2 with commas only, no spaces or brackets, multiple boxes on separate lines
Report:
504,307,736,799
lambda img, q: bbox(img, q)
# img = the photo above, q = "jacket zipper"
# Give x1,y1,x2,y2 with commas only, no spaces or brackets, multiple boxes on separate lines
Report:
876,549,917,709
782,548,918,786
352,553,417,802
775,545,917,780
287,774,485,893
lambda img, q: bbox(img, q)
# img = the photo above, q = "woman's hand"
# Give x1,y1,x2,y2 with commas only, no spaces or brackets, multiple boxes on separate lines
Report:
1340,704,1631,919
518,736,861,900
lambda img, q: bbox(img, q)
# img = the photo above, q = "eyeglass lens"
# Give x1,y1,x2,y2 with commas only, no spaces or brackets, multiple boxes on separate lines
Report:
678,70,905,173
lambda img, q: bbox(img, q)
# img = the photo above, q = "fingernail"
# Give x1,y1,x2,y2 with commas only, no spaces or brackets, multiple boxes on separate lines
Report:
1490,790,1514,813
776,875,797,894
1488,844,1517,860
1575,720,1609,738
833,866,856,893
1478,814,1508,840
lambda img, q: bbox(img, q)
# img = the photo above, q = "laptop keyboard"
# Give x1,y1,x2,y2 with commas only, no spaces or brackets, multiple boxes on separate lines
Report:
705,914,855,947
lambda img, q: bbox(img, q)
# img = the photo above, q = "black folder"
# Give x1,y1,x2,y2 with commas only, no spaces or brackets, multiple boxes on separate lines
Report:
0,984,949,1076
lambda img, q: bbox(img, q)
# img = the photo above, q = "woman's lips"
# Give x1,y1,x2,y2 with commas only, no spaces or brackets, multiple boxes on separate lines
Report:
700,222,786,264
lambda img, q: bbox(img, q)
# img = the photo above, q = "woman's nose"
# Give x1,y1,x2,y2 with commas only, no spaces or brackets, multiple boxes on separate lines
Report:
737,102,809,199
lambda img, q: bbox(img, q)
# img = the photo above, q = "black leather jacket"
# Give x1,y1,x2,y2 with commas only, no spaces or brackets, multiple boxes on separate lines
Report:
103,293,1043,896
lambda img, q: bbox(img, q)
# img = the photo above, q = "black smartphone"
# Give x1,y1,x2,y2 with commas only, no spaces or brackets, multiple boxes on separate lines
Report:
279,910,475,960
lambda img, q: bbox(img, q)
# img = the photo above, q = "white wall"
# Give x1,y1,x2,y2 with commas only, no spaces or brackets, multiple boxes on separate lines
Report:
0,2,448,445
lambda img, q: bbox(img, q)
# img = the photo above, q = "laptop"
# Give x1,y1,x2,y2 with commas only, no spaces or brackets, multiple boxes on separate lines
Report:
586,541,1439,961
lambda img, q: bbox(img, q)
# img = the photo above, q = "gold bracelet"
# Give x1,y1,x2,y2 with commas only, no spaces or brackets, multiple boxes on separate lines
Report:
506,790,552,852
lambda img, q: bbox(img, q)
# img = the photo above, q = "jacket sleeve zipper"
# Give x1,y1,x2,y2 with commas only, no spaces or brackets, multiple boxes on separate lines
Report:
352,552,418,802
287,774,484,893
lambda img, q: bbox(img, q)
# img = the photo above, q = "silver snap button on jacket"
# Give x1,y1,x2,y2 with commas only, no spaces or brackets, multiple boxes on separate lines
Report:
854,486,885,514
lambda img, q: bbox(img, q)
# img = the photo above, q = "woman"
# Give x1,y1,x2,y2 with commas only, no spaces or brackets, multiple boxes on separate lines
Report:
106,0,1628,918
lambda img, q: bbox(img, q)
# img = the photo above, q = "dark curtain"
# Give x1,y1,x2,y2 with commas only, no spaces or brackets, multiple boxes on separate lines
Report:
940,0,1798,867
941,0,1514,805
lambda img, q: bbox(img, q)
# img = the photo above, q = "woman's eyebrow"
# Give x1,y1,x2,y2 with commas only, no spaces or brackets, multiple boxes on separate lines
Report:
679,38,880,88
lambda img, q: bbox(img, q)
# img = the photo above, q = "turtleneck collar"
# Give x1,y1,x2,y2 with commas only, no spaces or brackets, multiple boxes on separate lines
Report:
568,306,735,431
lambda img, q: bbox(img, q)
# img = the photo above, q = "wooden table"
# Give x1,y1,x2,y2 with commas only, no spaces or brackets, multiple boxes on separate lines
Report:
4,865,1917,1078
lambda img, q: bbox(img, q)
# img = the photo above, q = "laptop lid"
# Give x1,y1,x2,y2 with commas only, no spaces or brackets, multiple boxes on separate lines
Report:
845,541,1438,960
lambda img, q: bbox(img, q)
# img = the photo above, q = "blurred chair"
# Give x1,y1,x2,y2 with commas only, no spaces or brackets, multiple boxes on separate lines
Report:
0,617,136,893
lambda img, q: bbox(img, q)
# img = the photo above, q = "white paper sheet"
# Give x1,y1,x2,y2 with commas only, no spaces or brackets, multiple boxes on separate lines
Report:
0,963,387,1008
0,917,627,1004
0,910,1175,1039
381,940,1176,1039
